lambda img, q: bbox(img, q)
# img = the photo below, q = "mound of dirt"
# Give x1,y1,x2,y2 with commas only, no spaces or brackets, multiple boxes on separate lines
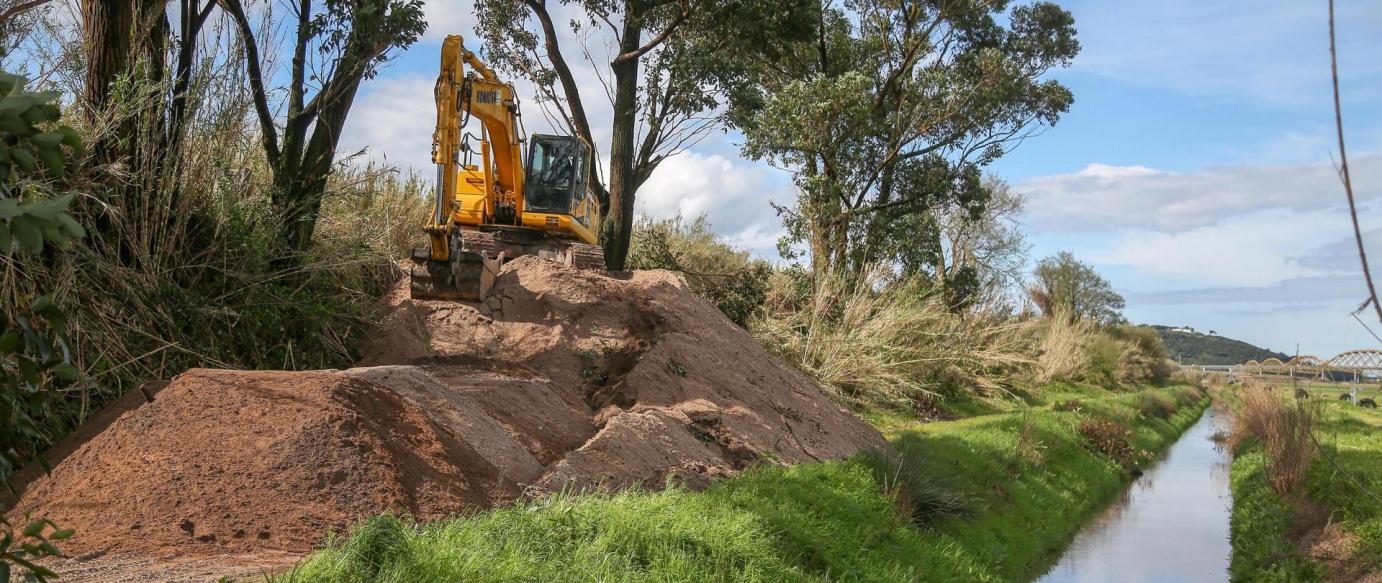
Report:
9,256,886,560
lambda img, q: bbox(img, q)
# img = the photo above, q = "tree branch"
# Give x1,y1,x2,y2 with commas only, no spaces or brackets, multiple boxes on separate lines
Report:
0,0,50,27
612,5,689,66
217,0,280,167
1329,0,1382,324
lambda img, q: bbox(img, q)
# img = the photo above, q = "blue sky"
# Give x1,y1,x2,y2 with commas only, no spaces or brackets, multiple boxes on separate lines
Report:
340,0,1382,359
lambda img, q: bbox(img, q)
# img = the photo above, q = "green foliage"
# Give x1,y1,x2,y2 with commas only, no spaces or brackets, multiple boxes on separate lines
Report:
627,215,771,327
1150,325,1288,366
734,1,1077,279
279,386,1206,583
0,70,83,583
1136,391,1178,419
1029,251,1126,325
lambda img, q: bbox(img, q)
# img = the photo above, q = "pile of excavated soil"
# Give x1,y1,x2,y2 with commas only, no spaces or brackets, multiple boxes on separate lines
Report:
9,256,887,561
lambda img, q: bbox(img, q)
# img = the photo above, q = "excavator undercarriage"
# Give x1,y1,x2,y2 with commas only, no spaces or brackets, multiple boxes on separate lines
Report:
410,227,604,301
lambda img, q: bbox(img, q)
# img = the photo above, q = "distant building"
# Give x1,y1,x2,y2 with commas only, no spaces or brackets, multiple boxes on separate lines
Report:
1170,326,1196,334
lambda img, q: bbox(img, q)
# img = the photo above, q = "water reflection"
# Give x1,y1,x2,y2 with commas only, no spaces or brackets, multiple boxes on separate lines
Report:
1033,410,1233,583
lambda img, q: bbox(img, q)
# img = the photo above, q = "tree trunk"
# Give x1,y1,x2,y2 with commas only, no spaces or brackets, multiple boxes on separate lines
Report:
81,0,133,159
278,80,362,253
601,12,643,271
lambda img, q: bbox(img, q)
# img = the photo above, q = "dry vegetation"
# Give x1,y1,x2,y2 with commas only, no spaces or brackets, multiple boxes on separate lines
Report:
628,218,1177,415
1229,384,1319,496
1,25,430,455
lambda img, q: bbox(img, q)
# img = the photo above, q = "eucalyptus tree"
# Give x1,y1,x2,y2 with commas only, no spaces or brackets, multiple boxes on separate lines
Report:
472,0,816,269
734,0,1078,287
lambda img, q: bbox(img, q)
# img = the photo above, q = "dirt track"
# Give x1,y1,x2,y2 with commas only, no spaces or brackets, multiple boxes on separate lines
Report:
7,257,886,579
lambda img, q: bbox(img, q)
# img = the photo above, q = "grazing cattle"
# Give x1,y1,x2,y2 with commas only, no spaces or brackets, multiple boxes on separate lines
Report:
1340,393,1353,401
1295,388,1310,400
1359,398,1377,409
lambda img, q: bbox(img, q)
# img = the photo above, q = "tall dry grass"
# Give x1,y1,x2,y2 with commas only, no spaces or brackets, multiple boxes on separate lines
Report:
751,266,1033,409
1231,386,1318,495
1,21,429,450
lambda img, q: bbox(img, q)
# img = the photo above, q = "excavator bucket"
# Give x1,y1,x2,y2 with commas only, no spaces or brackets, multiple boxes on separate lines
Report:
410,248,503,301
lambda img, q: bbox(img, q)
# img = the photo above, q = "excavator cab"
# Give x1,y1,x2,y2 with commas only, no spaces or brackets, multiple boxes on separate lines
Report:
524,134,590,216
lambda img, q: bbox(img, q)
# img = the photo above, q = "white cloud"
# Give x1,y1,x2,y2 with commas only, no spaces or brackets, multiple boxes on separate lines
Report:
1090,208,1353,287
1018,154,1382,233
636,149,794,260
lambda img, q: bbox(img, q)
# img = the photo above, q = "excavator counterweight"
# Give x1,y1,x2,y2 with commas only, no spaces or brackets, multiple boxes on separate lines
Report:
410,35,603,301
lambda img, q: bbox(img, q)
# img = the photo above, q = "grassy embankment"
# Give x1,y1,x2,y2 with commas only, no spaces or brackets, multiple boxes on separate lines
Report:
1228,383,1382,582
277,384,1208,583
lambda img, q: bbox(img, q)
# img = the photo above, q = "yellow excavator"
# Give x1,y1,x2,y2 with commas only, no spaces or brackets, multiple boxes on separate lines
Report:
411,35,604,301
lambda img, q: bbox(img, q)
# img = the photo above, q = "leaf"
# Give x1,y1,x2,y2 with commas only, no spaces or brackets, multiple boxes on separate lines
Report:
35,147,63,178
0,222,11,254
0,198,19,219
48,362,79,381
0,560,9,583
0,330,19,354
18,194,72,220
9,217,40,253
56,214,85,239
21,519,44,538
47,528,74,541
9,147,33,173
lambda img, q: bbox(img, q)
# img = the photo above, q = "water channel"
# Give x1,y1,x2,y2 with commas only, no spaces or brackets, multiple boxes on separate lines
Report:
1034,409,1233,583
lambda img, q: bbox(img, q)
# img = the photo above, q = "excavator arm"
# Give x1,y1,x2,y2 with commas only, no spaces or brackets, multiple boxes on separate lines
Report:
424,35,525,263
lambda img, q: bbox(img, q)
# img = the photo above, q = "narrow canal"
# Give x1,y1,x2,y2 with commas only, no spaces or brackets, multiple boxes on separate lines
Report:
1034,409,1233,583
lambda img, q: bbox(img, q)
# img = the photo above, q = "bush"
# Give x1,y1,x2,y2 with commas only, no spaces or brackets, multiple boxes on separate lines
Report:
1079,417,1136,470
858,451,970,526
1136,391,1178,419
627,215,771,327
1053,399,1083,412
1231,387,1318,495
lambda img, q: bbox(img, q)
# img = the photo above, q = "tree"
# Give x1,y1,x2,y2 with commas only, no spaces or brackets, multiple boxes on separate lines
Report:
734,0,1077,287
219,0,425,254
472,0,816,270
1028,251,1126,325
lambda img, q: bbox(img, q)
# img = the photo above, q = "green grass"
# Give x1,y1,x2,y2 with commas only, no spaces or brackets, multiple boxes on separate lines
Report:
276,386,1208,583
1227,386,1382,581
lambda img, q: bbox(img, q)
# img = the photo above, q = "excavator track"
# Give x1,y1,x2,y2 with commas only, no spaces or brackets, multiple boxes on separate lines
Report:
410,228,605,301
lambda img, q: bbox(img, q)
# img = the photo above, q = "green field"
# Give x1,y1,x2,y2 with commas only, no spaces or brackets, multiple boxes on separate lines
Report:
1228,384,1382,581
276,385,1208,583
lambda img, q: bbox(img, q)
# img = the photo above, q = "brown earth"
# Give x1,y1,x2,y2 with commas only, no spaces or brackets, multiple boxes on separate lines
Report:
7,256,886,570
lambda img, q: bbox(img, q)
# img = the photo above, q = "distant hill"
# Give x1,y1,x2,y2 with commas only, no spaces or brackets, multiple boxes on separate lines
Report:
1146,325,1289,366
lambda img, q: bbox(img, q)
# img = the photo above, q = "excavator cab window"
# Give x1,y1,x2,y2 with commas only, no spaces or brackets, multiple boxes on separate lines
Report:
524,135,589,215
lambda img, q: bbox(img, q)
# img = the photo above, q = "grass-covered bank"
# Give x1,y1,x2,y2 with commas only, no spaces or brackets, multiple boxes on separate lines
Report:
1227,384,1382,582
276,385,1207,583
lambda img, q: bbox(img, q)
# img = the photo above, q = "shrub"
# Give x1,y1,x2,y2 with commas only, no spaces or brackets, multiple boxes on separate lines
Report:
1231,387,1318,495
627,215,771,327
0,69,84,582
1052,399,1083,412
1136,391,1178,419
1079,417,1135,470
1081,334,1122,386
858,451,969,526
1026,309,1090,383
